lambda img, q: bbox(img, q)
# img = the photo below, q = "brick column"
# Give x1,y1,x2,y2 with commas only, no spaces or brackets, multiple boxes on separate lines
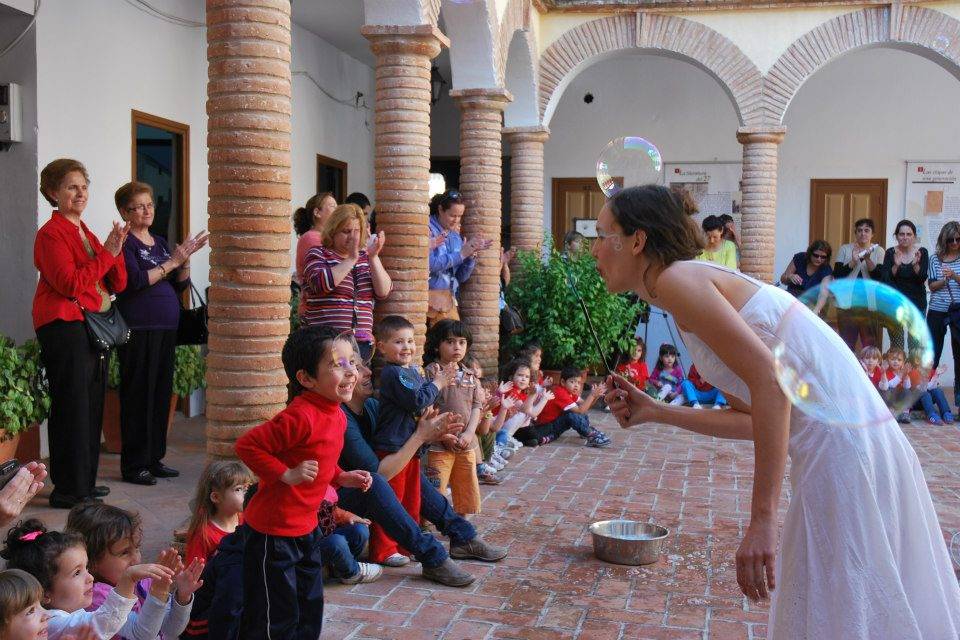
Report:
205,0,292,457
503,126,550,254
451,88,512,372
736,126,786,283
361,25,448,349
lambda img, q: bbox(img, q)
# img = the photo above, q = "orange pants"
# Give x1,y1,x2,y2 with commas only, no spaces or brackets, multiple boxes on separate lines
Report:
426,447,481,515
368,453,421,563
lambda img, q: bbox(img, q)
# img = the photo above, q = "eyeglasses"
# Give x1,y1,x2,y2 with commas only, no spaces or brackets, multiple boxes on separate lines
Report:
125,203,154,214
811,253,828,260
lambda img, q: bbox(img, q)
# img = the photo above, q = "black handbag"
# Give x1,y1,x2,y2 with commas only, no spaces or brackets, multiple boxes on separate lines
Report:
77,302,131,353
177,283,208,345
500,304,524,335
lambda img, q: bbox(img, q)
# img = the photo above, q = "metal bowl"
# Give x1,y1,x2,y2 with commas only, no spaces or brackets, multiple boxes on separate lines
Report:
589,520,669,566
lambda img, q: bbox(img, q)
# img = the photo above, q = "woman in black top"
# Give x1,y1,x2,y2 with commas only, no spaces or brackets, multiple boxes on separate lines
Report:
882,219,929,350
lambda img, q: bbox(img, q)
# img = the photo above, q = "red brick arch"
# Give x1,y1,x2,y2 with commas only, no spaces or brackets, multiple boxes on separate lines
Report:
765,5,960,124
538,13,764,126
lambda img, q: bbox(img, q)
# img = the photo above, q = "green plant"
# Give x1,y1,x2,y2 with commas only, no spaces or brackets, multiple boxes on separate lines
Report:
108,349,121,389
0,337,50,439
290,286,301,332
173,345,206,397
505,244,645,371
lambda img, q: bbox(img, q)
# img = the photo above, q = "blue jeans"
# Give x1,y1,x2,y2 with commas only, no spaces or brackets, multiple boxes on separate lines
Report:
336,473,448,568
419,468,476,546
546,412,592,438
916,388,952,420
679,380,727,406
317,523,368,579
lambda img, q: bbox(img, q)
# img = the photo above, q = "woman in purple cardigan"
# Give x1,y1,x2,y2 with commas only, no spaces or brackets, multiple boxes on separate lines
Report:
114,182,207,486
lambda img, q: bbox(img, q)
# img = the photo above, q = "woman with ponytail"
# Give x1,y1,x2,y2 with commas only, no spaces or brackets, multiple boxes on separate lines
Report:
293,192,337,282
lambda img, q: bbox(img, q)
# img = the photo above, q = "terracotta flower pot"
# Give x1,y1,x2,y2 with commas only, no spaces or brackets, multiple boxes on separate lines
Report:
101,389,122,454
14,423,41,462
0,430,23,462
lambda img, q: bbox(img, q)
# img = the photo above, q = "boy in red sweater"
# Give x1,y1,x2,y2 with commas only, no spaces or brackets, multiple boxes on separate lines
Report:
515,366,611,447
235,326,373,640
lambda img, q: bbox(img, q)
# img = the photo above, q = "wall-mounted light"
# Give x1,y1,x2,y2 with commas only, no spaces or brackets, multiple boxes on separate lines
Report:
430,65,448,105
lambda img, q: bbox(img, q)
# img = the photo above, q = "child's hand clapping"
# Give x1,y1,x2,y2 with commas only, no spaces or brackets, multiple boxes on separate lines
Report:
541,389,555,402
591,382,608,398
542,376,554,388
147,548,180,600
337,470,373,492
282,460,319,486
497,381,514,396
117,562,176,599
174,557,205,605
440,433,460,450
433,362,459,389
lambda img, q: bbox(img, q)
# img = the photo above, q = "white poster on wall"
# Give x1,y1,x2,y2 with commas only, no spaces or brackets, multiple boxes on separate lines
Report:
904,161,960,248
664,162,743,229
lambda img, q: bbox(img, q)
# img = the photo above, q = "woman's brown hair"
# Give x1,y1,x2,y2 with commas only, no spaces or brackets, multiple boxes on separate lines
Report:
805,239,832,266
114,181,154,212
607,185,705,267
293,192,335,236
321,204,370,249
40,158,89,207
935,221,960,257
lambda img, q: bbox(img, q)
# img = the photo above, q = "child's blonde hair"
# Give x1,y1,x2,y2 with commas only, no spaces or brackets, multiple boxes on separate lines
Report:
187,461,255,552
0,569,43,631
859,346,881,361
883,347,906,363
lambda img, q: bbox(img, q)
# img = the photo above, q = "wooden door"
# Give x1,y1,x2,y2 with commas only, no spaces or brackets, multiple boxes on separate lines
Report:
551,178,612,249
809,179,888,254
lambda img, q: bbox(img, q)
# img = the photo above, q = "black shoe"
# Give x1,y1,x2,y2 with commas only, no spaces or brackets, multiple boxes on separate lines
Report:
123,470,157,486
49,493,101,509
91,486,110,498
149,463,180,478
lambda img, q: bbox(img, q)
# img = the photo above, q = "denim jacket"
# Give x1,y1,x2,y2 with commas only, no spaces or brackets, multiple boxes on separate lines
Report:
428,216,476,298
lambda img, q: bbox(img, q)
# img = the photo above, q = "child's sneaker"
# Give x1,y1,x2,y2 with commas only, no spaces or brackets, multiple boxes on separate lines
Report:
495,445,513,459
508,436,524,450
381,553,411,567
943,411,955,423
691,403,703,409
539,435,555,445
490,453,507,470
712,404,725,410
896,412,912,424
585,431,611,448
340,562,383,584
929,414,944,426
477,464,502,485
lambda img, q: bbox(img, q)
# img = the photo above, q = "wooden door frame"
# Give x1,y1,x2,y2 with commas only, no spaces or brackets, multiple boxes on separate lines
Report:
316,153,348,201
809,178,888,245
551,177,605,249
131,110,190,242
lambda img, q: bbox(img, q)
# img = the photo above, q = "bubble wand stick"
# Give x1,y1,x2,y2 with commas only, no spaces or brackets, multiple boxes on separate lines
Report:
559,257,613,377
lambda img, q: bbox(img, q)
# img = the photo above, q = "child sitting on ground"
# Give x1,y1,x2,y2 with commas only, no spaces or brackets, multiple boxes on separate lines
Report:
494,359,553,454
679,364,727,409
65,503,202,640
648,343,684,403
906,350,954,425
881,347,913,423
184,460,255,564
423,320,484,516
369,315,457,568
234,325,373,639
519,342,553,390
860,346,884,390
317,485,382,584
616,337,649,390
2,518,175,639
515,366,611,447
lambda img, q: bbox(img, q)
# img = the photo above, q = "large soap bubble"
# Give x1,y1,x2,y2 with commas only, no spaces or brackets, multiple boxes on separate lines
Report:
772,279,934,427
596,136,663,197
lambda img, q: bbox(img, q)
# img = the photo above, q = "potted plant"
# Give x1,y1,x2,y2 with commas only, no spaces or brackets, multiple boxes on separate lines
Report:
504,245,644,376
0,337,49,461
171,345,206,428
15,339,49,461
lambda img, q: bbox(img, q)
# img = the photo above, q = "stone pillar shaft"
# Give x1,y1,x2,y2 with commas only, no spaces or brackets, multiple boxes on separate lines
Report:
205,0,293,457
451,88,513,372
737,126,786,283
362,25,447,349
503,126,549,254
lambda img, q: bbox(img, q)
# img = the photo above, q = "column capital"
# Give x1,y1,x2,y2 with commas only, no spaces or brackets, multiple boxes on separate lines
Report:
737,126,787,145
503,125,550,143
450,87,513,111
361,23,449,56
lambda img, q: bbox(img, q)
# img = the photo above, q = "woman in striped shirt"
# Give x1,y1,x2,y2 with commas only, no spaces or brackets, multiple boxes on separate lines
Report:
927,221,960,406
302,204,391,361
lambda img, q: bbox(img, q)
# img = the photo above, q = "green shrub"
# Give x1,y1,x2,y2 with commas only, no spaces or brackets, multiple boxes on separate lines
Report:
505,244,645,371
0,337,50,439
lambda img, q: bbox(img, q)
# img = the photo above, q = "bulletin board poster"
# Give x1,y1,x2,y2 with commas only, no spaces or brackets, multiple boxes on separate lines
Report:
664,162,742,229
904,162,960,248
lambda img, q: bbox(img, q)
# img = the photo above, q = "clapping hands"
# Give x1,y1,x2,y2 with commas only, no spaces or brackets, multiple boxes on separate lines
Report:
102,221,131,257
171,230,209,267
366,230,386,258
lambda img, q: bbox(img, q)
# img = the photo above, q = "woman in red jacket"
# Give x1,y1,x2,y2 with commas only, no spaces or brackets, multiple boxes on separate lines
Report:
33,158,129,509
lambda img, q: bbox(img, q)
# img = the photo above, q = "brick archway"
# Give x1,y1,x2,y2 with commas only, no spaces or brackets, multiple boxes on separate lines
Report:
538,13,763,127
765,5,960,124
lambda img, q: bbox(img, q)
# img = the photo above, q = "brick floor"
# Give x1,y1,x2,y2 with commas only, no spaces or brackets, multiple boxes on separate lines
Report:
7,411,960,639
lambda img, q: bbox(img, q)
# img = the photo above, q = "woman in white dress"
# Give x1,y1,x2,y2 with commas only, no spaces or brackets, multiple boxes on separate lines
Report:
598,186,960,639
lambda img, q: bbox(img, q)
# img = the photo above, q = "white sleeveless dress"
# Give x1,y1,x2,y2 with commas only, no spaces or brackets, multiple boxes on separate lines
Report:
677,263,960,639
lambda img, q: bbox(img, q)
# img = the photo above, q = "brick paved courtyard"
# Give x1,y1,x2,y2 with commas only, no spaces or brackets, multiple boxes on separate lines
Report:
9,411,960,639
